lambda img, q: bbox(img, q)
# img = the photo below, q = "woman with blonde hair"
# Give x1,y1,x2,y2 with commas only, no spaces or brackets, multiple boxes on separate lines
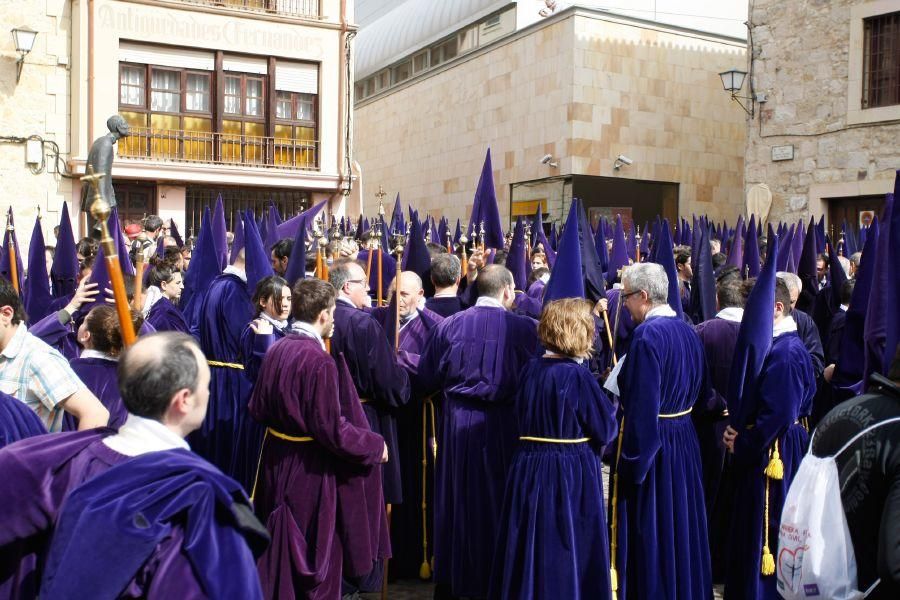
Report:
490,298,618,600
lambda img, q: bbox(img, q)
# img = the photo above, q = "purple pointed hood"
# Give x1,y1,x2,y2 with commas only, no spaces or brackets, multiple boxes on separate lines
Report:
263,204,281,252
544,201,585,303
467,149,504,249
607,215,629,285
743,215,760,278
594,217,609,273
506,217,528,292
242,211,274,294
649,219,683,318
276,200,328,240
229,212,245,266
24,218,52,324
169,218,184,248
50,202,79,299
401,215,432,284
690,222,717,323
211,195,228,271
863,193,894,383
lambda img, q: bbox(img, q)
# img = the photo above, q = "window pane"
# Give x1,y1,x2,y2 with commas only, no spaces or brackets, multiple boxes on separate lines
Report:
119,66,145,107
151,92,179,112
118,111,148,157
185,74,210,112
295,126,315,141
245,79,263,116
224,95,240,115
151,69,180,91
276,92,292,119
245,98,261,116
225,76,241,96
182,117,213,161
298,94,314,121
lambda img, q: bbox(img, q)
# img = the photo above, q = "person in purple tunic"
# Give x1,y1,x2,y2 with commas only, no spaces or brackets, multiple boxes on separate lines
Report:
28,276,99,361
189,249,262,491
0,390,46,449
693,277,747,582
611,262,711,600
63,305,144,431
418,265,540,599
723,278,815,600
249,278,388,600
425,254,464,318
144,264,189,333
0,332,266,598
490,298,617,600
239,275,290,382
328,259,410,507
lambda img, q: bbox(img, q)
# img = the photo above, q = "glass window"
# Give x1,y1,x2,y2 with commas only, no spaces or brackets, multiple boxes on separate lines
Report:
297,93,314,121
863,11,900,108
246,78,263,116
185,73,210,112
391,61,411,84
412,52,429,74
119,65,145,107
276,91,292,119
150,69,180,112
224,75,241,115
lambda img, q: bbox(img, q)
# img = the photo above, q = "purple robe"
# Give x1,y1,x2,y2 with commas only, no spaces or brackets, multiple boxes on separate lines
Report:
0,391,46,449
0,429,125,599
27,310,80,361
188,273,261,491
418,306,540,598
490,358,617,600
615,315,711,600
249,335,385,600
64,356,127,431
425,295,463,318
145,297,190,334
725,331,815,600
239,321,287,383
330,301,410,504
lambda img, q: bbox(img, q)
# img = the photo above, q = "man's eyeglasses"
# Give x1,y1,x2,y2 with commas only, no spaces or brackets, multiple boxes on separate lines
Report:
621,290,644,300
346,279,368,287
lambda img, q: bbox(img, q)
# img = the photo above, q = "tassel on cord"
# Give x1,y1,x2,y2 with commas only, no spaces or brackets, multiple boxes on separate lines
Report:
761,448,776,576
609,417,626,600
765,439,784,480
419,397,432,580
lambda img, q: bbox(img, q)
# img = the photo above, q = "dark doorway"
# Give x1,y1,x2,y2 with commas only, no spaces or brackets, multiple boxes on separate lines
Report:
826,194,886,238
111,180,157,228
572,175,678,233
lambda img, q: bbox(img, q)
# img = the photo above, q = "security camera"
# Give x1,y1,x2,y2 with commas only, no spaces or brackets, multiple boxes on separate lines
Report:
616,155,633,166
540,154,553,164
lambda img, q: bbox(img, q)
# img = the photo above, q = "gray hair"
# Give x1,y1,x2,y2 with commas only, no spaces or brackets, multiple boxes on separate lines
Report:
431,254,461,287
329,258,365,292
776,271,802,294
849,252,861,267
622,263,668,305
837,255,850,277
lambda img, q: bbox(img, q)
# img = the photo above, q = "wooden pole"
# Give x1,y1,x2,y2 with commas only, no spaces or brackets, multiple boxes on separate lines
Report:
6,217,19,295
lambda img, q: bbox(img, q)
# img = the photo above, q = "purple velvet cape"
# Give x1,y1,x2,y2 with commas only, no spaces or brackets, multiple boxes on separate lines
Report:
330,301,410,504
188,273,262,491
41,448,267,600
724,332,815,600
0,391,46,449
489,357,617,600
248,335,385,600
614,315,711,599
64,356,127,431
145,296,190,334
424,295,463,318
0,429,124,599
239,321,287,383
417,306,540,598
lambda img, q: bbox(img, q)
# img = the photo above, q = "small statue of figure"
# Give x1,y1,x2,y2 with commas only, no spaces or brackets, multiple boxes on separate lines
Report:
81,115,130,211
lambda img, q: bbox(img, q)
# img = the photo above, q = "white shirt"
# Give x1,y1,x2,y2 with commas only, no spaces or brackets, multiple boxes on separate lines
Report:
290,321,326,350
102,414,190,457
475,296,506,310
773,315,798,338
259,312,287,331
223,265,247,282
141,285,163,316
80,349,117,362
716,307,744,323
646,304,677,319
433,290,457,298
337,296,356,308
840,304,849,312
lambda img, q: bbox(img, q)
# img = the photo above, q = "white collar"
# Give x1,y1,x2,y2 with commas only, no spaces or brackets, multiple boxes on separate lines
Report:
716,307,744,323
224,265,247,282
840,304,849,312
337,295,357,308
539,273,550,284
259,312,288,330
646,304,677,319
400,309,420,329
475,296,506,310
102,414,190,457
142,285,163,315
80,349,118,362
290,321,326,350
543,349,584,364
433,290,457,298
773,315,798,338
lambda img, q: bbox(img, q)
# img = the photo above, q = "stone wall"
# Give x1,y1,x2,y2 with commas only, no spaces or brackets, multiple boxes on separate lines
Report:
0,0,74,252
353,8,747,227
745,0,900,223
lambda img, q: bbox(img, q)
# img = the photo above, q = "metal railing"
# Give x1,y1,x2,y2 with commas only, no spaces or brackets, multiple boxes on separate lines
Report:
118,127,319,171
176,0,321,19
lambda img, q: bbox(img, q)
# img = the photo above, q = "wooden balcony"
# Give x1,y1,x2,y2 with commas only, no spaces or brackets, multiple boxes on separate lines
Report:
175,0,321,19
118,126,319,171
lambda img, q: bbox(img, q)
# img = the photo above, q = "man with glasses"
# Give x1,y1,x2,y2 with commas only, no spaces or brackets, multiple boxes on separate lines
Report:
328,259,410,591
612,262,711,599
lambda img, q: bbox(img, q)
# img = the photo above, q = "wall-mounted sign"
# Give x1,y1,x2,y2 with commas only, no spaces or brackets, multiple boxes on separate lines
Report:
771,145,794,161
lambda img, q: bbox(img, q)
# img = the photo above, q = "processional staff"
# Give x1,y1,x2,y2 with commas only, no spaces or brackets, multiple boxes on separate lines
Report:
5,213,18,295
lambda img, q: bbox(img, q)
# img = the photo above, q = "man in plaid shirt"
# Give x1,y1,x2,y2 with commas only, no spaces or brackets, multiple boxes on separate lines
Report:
0,279,108,432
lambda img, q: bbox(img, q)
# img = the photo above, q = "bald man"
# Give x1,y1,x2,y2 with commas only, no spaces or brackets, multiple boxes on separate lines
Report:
0,333,268,598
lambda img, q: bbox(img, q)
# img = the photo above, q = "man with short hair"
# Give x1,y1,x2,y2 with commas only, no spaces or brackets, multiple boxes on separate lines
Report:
723,278,815,600
612,262,711,599
0,332,268,598
776,271,825,378
426,254,463,317
132,215,164,262
270,238,294,277
250,278,388,599
816,252,829,290
329,259,409,508
145,265,189,334
676,247,693,315
419,264,539,598
0,278,108,432
848,251,862,278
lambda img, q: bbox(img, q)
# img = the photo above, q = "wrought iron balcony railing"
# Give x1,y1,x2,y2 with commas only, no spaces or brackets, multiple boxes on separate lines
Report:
118,126,319,171
175,0,321,19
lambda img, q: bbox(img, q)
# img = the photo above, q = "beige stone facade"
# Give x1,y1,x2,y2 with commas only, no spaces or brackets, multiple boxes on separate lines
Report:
354,7,747,228
745,0,900,225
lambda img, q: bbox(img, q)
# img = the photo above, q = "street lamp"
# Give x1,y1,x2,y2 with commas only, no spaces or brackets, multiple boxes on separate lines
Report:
719,68,753,117
11,26,38,84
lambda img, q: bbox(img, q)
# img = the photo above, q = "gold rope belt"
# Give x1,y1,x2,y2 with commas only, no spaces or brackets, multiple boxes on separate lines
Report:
658,407,693,419
208,360,244,370
267,427,314,443
519,436,590,443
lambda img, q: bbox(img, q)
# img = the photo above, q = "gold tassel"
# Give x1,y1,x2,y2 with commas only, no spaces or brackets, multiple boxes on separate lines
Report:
761,545,776,576
610,567,619,600
609,417,625,600
419,560,432,580
765,439,784,480
420,398,432,580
